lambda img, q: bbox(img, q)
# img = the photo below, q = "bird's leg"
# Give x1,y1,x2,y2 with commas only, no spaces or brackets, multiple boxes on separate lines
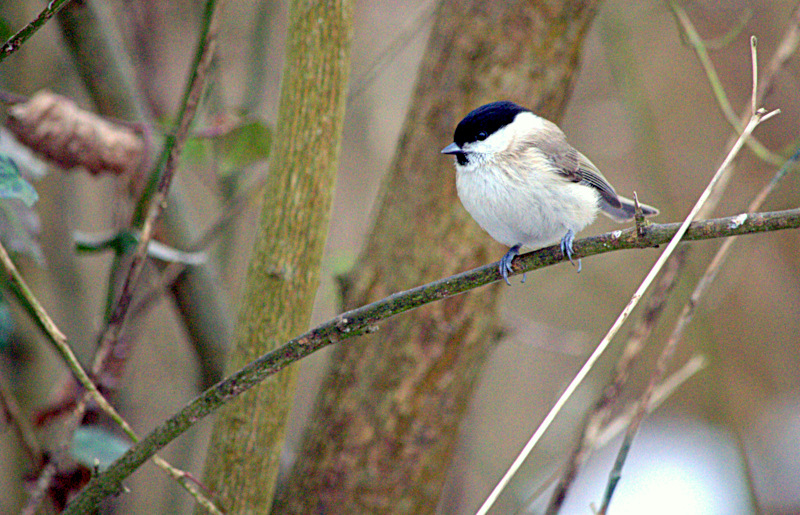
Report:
560,229,581,273
500,244,522,286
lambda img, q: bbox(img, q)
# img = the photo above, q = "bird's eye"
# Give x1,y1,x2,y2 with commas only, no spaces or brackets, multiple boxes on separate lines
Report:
476,131,488,141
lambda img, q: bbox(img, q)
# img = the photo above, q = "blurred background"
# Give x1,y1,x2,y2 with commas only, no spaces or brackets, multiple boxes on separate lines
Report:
1,0,799,513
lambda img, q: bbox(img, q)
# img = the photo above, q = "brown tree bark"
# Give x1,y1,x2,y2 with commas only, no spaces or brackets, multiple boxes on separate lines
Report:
279,0,601,512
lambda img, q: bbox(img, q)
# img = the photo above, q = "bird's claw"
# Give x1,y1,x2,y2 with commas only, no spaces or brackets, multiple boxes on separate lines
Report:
560,229,581,273
499,244,522,286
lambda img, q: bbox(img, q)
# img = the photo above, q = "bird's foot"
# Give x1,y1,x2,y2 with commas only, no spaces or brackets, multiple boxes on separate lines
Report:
560,229,581,273
499,244,522,286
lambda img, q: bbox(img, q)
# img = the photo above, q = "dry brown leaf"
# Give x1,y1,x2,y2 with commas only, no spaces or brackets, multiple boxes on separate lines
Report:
6,90,144,177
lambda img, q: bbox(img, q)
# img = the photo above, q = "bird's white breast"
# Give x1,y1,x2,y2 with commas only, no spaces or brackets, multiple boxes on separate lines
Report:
455,153,600,250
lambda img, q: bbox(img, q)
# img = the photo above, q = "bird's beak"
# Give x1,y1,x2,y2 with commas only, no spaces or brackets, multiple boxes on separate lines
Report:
441,142,461,155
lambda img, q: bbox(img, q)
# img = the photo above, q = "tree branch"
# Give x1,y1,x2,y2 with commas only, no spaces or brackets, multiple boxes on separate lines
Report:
64,206,800,514
0,0,75,62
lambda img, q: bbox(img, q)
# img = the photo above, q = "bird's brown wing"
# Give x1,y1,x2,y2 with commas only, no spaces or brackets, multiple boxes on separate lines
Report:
548,145,621,209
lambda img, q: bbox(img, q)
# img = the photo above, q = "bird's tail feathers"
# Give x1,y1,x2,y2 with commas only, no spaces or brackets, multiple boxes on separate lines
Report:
600,195,659,222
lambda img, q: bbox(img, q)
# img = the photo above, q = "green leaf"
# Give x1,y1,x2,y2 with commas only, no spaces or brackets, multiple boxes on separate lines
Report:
73,230,139,255
71,426,131,471
214,120,272,176
0,155,38,207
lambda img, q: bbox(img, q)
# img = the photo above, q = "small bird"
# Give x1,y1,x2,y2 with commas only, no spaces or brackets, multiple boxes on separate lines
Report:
442,101,658,285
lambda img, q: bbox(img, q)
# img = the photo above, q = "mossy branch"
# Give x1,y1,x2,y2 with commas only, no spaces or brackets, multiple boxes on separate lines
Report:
0,0,75,62
64,206,800,513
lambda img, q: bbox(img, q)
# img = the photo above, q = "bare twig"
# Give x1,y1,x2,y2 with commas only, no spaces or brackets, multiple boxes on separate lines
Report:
479,88,778,515
596,37,779,514
598,146,800,514
530,354,707,512
90,0,220,377
544,247,686,514
152,455,222,515
0,241,111,415
595,354,708,448
130,171,265,321
3,228,219,513
21,462,58,515
670,3,788,167
0,0,76,62
547,11,800,508
13,0,226,511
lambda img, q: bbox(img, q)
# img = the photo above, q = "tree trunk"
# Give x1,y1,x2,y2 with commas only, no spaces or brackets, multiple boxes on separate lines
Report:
200,0,354,512
279,0,601,513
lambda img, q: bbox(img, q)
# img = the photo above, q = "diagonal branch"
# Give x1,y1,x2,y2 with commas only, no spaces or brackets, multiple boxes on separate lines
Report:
0,0,76,62
64,206,800,514
90,0,220,376
547,14,800,509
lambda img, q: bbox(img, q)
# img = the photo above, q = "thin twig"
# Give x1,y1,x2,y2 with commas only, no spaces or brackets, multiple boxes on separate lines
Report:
21,462,58,515
594,354,708,448
90,0,220,377
544,246,686,514
0,0,76,62
152,455,222,514
549,15,800,509
751,35,759,114
0,241,110,413
478,98,778,515
670,3,786,167
63,206,800,514
545,13,800,507
130,170,265,321
596,38,778,514
598,146,800,514
3,230,218,512
10,0,226,511
528,354,707,512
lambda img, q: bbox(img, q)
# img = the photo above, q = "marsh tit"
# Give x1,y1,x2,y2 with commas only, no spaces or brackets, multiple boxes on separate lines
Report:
442,101,658,285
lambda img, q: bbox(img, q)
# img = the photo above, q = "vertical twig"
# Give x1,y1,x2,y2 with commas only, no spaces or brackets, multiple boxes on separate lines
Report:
17,0,226,511
671,2,784,166
91,0,221,376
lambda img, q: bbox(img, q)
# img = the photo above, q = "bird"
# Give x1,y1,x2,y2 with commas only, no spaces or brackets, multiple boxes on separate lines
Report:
441,100,659,285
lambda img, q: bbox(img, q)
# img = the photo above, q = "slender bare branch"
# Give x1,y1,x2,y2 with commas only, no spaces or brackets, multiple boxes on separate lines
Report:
544,246,686,514
548,12,800,508
596,37,778,514
90,0,221,376
0,0,76,62
480,87,778,514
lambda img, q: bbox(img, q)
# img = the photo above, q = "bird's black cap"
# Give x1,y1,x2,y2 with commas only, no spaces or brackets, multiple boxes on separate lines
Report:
452,101,530,147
